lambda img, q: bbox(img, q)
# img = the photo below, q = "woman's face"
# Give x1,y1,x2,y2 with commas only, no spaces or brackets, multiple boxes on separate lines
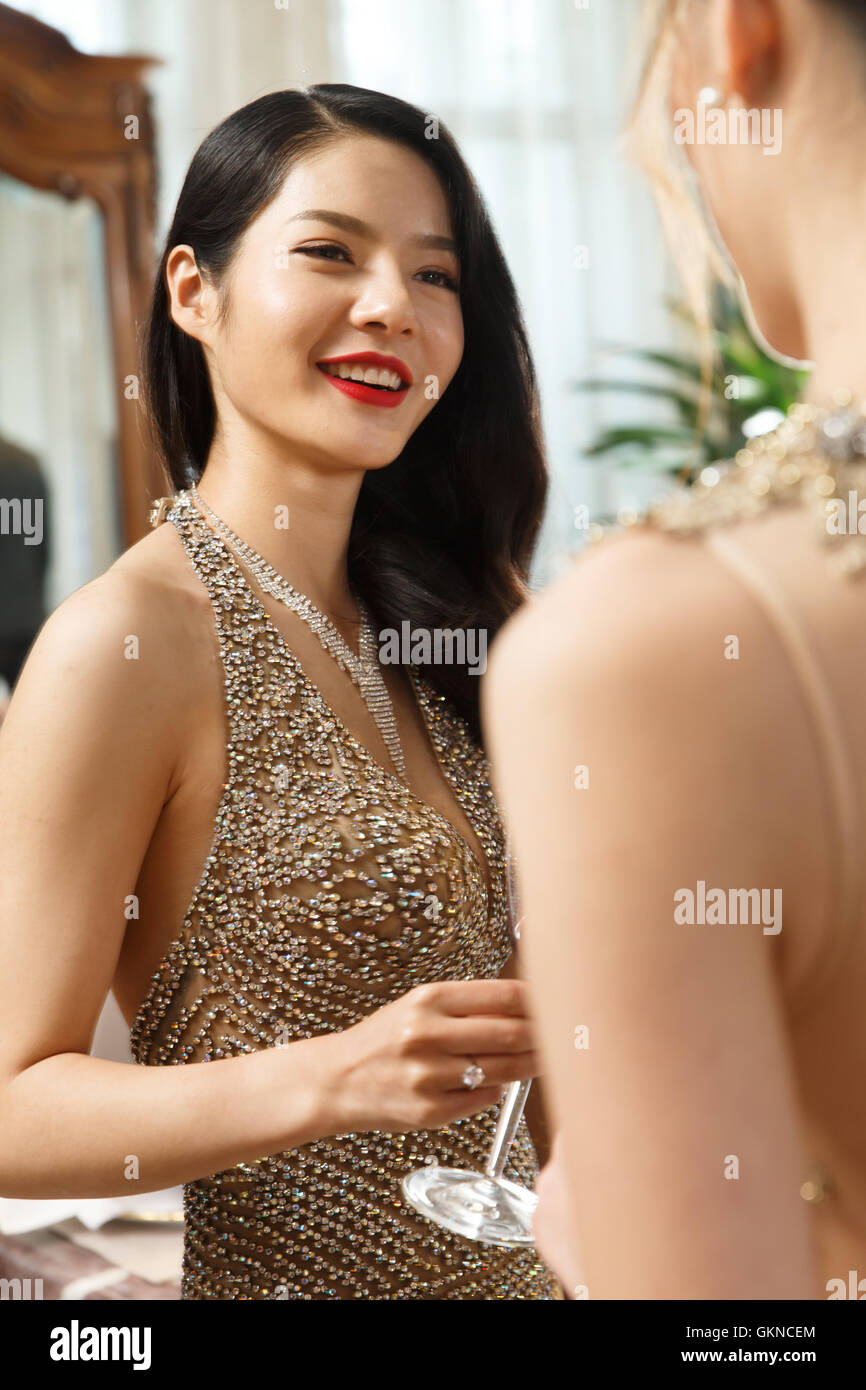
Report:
186,133,465,473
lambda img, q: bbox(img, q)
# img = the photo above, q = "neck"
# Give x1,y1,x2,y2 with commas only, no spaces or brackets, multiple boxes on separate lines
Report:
786,178,866,410
194,431,363,621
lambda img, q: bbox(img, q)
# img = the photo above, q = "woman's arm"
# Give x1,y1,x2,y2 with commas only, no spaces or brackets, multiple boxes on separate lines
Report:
0,1043,327,1199
0,571,539,1198
483,529,821,1299
0,573,329,1196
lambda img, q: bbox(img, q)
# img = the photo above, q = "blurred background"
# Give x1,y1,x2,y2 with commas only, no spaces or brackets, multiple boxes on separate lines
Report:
0,0,679,640
0,0,804,1289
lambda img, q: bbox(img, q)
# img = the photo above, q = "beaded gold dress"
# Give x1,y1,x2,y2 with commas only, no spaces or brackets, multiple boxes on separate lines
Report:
129,491,557,1300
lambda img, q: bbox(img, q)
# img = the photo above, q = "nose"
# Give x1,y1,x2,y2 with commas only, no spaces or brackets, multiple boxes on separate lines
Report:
347,256,418,337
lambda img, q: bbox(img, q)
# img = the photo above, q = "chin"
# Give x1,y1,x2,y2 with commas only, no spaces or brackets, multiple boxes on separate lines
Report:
350,451,403,473
321,440,407,473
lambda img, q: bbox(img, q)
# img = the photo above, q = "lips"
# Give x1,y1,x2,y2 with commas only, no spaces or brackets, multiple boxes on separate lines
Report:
316,350,412,409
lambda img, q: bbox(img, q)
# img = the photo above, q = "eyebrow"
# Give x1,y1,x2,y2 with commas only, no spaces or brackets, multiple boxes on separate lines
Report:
284,209,458,254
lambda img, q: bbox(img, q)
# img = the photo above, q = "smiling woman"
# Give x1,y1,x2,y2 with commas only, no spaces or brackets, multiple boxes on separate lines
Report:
0,83,557,1301
144,87,546,736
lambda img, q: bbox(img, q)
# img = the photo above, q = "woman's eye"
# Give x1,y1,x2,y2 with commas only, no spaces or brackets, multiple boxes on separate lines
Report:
293,245,458,291
416,269,460,292
294,244,351,263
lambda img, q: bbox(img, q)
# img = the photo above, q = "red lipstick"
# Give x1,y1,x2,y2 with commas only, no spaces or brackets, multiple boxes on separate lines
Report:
317,350,412,409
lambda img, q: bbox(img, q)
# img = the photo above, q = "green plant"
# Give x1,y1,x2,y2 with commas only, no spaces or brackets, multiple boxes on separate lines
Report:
574,288,808,485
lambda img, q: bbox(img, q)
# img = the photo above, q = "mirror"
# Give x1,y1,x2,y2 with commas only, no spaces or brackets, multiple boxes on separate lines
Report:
0,171,122,700
0,1,161,707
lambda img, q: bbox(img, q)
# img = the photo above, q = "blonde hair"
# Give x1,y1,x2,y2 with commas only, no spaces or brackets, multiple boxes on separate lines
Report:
622,0,737,439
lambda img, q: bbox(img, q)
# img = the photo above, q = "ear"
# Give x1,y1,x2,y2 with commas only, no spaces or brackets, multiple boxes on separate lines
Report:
724,0,782,103
164,244,215,345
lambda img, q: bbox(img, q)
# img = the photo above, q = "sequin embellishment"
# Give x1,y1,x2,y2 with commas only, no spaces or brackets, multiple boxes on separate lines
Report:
129,493,556,1300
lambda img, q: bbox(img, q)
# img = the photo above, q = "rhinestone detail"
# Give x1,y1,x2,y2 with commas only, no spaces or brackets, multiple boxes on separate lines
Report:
462,1064,486,1090
129,492,556,1301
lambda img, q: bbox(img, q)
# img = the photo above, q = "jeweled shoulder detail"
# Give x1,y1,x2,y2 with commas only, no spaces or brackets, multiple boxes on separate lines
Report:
590,399,866,577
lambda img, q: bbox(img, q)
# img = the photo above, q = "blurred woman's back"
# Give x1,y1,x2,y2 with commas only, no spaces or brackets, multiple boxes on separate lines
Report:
483,0,866,1297
646,403,866,1289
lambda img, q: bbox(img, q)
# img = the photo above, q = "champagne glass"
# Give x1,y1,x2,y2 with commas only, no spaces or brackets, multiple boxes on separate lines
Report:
400,841,537,1246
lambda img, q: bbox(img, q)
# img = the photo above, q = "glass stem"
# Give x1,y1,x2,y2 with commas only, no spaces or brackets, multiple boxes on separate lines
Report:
484,1079,532,1180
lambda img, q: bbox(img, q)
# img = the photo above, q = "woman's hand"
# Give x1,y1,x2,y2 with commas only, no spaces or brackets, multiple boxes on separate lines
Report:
533,1136,585,1296
315,977,541,1135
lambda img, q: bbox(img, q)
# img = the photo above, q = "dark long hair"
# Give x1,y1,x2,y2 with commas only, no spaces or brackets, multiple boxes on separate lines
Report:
142,85,547,740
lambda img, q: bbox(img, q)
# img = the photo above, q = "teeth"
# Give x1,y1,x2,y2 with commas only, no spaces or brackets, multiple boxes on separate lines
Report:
322,362,404,390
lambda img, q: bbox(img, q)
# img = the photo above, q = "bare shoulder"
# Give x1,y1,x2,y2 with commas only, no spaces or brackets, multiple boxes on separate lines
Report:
1,520,215,786
103,516,213,635
485,525,765,720
22,521,208,683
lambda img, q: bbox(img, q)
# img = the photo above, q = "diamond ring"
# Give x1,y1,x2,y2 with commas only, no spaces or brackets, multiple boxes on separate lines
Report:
461,1061,486,1090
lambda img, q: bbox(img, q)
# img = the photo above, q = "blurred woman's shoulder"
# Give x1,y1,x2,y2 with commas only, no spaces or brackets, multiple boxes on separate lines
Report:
484,405,866,1011
638,400,866,572
488,398,866,746
537,399,866,658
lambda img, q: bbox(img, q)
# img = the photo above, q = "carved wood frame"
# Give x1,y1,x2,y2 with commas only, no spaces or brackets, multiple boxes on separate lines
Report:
0,3,162,544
